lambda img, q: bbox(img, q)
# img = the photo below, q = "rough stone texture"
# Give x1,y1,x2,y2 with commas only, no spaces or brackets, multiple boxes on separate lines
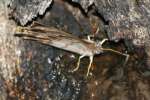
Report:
8,0,53,25
0,0,20,99
71,0,95,12
1,0,150,100
71,0,150,47
0,0,19,82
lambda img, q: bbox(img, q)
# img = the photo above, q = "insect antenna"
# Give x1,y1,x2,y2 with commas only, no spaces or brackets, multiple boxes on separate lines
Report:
97,38,129,65
101,48,129,65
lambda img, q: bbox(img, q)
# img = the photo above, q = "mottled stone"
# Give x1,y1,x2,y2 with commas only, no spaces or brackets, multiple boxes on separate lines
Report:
71,0,150,46
8,0,53,25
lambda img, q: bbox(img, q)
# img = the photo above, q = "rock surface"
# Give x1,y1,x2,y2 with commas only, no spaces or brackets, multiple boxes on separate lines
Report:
0,0,150,100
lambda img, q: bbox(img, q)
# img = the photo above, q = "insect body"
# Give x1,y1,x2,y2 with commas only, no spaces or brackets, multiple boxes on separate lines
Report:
15,22,129,77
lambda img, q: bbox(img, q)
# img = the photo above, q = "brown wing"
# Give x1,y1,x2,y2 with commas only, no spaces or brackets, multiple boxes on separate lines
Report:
15,23,94,55
25,21,83,41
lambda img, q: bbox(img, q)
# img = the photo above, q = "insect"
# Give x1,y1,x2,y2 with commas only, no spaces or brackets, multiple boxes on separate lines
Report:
15,22,129,77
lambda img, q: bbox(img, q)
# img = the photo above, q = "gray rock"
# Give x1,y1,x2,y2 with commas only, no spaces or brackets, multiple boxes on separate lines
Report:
8,0,53,25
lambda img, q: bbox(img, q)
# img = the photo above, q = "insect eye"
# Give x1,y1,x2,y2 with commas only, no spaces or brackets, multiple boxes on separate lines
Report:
16,26,25,33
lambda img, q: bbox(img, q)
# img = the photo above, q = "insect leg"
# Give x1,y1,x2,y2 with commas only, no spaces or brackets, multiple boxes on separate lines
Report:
72,55,85,72
87,35,94,41
100,38,108,46
83,35,95,43
123,53,129,65
86,56,93,77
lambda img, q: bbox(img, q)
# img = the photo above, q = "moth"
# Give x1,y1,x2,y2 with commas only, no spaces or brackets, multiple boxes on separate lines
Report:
15,22,129,77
